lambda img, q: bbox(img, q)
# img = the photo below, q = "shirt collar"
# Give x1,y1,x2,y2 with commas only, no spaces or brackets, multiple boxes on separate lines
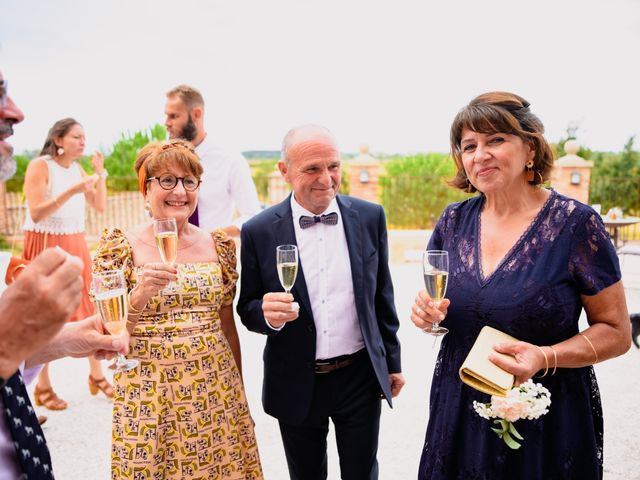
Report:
290,193,339,221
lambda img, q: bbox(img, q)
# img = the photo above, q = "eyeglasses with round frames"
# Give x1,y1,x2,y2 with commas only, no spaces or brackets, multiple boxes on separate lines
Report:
146,173,201,192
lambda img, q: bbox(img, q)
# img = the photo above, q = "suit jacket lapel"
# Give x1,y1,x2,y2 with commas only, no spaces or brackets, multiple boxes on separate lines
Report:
274,196,314,322
338,196,365,319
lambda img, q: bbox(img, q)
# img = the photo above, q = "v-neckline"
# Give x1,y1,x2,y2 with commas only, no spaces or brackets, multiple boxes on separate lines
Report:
475,189,555,286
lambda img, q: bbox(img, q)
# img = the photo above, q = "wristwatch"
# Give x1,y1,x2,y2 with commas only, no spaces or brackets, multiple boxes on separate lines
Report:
98,169,109,179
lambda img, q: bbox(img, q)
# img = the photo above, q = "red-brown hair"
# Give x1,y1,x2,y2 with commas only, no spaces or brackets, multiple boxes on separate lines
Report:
134,139,203,195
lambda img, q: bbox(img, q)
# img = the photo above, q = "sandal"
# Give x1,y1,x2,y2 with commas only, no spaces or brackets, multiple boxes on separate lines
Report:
88,375,114,399
33,385,68,411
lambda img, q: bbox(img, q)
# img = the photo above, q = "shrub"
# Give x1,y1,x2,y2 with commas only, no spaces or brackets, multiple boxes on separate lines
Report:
380,153,470,229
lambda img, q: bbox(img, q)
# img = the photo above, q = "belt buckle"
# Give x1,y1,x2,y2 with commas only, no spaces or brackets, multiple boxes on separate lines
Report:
314,360,337,374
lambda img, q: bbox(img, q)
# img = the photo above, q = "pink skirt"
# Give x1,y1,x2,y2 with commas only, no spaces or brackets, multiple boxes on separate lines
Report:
23,230,96,322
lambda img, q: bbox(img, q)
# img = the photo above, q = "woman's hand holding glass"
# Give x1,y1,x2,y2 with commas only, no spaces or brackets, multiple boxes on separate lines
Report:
153,218,179,293
420,250,450,336
134,262,178,301
411,290,450,332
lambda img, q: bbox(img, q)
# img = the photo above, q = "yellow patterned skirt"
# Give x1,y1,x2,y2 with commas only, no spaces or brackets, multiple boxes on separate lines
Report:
112,323,263,479
109,263,263,480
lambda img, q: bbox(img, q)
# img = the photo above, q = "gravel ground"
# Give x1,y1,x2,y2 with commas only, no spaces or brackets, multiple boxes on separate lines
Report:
40,257,640,479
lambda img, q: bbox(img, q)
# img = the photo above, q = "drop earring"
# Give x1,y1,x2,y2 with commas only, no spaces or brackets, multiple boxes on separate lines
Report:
525,160,535,182
57,147,65,156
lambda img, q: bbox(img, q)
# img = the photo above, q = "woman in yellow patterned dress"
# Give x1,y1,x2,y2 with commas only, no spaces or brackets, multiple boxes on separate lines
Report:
92,139,263,480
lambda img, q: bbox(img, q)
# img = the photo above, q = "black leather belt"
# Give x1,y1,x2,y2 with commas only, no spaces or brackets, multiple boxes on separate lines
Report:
314,349,366,374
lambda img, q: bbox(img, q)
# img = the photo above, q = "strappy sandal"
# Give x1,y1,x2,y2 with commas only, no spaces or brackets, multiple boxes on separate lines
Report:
33,385,68,411
88,375,114,399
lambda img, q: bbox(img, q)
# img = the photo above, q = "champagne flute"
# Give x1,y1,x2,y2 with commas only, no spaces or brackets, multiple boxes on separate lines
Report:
276,245,299,312
93,270,139,372
153,217,179,293
422,250,449,337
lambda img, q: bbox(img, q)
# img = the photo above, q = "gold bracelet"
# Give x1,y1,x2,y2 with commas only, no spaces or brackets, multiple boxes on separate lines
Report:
549,345,558,376
535,345,549,378
579,332,599,364
53,197,61,208
127,290,145,315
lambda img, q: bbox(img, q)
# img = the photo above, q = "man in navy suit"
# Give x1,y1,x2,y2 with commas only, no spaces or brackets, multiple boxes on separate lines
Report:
237,124,405,480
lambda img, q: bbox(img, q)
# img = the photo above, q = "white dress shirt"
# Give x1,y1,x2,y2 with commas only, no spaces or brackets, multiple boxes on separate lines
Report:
195,134,261,231
290,195,365,360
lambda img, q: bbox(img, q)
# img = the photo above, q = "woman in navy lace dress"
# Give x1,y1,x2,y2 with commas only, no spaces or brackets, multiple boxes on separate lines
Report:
410,92,631,479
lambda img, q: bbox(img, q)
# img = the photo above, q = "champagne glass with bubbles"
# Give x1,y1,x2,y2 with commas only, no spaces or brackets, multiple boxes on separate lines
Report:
422,250,449,337
153,217,179,293
276,245,299,312
93,270,139,372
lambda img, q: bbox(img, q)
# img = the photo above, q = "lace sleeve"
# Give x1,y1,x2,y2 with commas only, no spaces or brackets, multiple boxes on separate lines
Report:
427,203,459,250
212,229,238,306
427,209,447,250
92,228,136,291
568,210,621,295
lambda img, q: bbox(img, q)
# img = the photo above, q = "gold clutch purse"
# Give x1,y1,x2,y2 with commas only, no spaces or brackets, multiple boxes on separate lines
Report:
458,326,519,397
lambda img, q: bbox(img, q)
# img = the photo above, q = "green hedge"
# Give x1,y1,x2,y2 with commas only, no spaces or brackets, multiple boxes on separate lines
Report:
379,153,470,229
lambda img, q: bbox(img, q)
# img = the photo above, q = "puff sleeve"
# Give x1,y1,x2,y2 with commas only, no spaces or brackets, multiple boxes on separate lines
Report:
92,228,136,291
212,230,239,306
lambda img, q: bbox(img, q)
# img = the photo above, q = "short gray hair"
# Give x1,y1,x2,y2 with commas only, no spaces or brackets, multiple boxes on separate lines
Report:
281,124,337,164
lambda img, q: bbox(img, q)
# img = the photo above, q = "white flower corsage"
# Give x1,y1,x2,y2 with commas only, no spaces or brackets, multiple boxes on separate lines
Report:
473,379,551,449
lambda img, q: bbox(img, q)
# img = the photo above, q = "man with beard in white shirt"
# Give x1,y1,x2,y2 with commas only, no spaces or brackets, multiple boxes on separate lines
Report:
164,85,261,236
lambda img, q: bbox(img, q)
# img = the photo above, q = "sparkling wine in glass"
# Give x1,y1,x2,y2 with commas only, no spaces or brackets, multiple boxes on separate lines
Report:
93,270,139,372
153,217,179,293
422,250,449,337
276,244,299,312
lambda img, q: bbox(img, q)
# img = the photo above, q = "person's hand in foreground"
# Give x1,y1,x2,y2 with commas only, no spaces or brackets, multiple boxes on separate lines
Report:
0,247,83,378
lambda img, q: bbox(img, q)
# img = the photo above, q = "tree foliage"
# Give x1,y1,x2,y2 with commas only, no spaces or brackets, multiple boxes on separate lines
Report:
103,124,166,190
379,153,469,229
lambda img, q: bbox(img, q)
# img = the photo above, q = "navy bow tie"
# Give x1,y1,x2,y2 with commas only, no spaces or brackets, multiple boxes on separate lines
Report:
299,212,339,229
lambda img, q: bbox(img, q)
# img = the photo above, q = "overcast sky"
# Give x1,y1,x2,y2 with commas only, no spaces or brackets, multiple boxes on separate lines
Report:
2,0,639,156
